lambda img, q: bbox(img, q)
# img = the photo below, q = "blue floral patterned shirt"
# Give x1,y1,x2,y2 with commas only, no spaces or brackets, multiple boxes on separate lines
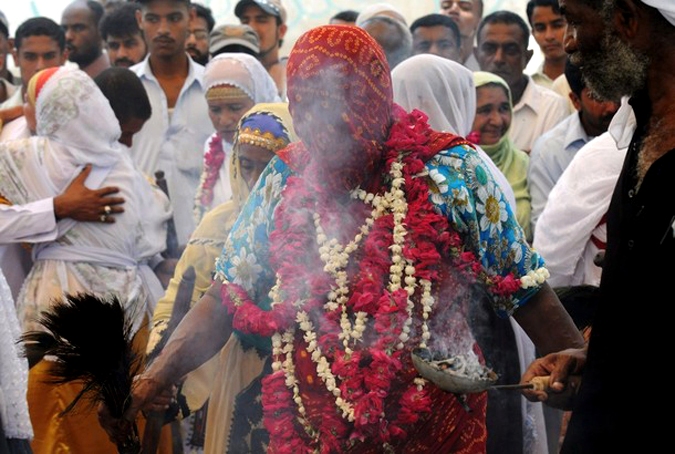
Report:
216,144,546,348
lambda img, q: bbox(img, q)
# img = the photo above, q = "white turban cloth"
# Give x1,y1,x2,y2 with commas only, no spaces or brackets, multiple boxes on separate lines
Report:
642,0,675,27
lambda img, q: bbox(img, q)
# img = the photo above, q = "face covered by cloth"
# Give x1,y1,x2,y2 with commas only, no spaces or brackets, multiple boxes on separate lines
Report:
285,25,394,193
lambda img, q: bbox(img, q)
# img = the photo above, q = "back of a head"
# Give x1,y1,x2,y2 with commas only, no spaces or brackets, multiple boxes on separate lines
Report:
330,10,359,25
94,66,152,124
564,58,585,98
361,15,412,70
99,2,142,41
477,10,530,48
15,17,66,51
392,53,475,135
355,3,407,27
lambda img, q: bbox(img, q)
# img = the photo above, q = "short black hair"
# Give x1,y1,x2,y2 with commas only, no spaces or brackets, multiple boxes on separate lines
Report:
211,44,258,58
526,0,561,26
192,2,215,32
564,58,585,97
135,0,192,6
15,17,66,51
477,10,531,49
99,3,143,40
94,66,152,124
330,10,359,23
410,13,461,48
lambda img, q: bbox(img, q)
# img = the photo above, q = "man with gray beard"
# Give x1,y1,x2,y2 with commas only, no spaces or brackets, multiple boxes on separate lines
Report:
521,1,675,452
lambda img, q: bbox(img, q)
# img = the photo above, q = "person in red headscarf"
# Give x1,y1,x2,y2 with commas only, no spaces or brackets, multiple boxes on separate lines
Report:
99,25,583,453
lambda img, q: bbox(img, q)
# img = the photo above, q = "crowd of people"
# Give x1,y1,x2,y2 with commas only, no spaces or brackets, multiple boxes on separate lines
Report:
0,0,671,453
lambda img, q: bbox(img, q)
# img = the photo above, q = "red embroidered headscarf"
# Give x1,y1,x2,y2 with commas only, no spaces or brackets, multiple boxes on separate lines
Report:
285,25,393,193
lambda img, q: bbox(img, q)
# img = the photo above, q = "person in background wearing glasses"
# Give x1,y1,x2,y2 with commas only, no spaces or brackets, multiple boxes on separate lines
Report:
186,2,214,66
440,0,483,71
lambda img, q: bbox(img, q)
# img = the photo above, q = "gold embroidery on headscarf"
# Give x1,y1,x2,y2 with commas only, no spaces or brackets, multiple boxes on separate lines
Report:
237,128,288,152
206,85,249,101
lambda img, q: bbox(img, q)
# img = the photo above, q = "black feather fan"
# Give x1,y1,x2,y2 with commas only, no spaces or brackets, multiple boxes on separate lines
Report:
19,292,143,453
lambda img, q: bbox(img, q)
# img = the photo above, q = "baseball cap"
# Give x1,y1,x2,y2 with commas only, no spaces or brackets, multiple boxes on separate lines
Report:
0,11,9,38
209,24,260,55
234,0,287,24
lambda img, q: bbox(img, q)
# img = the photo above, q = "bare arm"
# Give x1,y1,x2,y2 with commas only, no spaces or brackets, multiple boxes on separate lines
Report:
514,282,587,409
142,280,232,390
513,282,585,355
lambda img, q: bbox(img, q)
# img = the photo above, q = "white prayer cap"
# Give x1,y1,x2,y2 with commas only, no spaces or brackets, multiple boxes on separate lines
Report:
355,3,407,27
642,0,675,27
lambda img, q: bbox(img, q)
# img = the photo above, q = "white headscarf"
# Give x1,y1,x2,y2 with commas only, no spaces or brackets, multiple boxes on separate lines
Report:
203,53,281,103
392,53,475,135
36,66,122,169
391,53,518,212
642,0,675,26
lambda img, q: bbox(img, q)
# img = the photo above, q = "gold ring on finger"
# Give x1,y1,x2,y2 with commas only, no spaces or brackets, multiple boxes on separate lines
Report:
104,205,112,215
100,214,107,222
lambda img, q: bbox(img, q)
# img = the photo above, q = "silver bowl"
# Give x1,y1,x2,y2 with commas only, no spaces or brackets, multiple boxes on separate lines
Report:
411,348,498,394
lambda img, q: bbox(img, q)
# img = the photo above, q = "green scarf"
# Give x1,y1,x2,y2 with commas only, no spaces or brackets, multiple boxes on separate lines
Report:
474,71,532,242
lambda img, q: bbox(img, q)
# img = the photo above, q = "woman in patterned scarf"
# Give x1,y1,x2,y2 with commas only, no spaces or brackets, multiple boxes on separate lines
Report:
147,103,296,454
100,25,584,453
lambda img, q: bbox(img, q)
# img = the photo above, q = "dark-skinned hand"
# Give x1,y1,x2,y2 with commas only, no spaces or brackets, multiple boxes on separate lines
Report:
54,165,125,223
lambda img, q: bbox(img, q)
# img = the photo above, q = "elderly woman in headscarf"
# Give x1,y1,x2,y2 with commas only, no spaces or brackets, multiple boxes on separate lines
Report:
100,25,583,454
194,53,280,223
146,103,296,454
0,66,172,454
471,71,533,243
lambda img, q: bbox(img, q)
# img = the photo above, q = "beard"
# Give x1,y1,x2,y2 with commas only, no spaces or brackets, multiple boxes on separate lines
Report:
570,25,649,101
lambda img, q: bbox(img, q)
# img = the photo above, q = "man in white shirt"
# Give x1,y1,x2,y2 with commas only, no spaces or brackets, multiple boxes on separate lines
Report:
529,59,620,229
440,0,483,71
130,0,212,246
475,10,568,153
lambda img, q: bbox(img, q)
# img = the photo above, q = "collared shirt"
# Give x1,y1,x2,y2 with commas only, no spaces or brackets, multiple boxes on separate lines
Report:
533,131,627,287
129,55,213,245
528,111,591,228
0,85,22,110
529,62,554,89
511,75,568,153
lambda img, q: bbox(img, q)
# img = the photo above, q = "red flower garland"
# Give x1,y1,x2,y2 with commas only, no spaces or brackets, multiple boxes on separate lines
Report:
221,107,522,452
194,133,226,221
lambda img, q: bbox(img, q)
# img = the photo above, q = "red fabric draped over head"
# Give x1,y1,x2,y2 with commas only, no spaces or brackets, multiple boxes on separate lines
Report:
284,25,394,192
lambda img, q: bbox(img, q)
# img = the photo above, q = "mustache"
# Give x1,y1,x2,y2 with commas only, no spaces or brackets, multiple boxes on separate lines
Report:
113,58,135,67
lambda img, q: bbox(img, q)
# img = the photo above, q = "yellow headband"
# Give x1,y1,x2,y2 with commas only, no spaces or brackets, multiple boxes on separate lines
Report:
206,85,250,101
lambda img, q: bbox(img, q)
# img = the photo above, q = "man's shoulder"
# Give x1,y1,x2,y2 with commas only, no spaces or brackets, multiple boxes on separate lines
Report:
530,113,576,155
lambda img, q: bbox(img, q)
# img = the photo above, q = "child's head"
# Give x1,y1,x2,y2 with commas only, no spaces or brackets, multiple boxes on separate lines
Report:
94,66,152,147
